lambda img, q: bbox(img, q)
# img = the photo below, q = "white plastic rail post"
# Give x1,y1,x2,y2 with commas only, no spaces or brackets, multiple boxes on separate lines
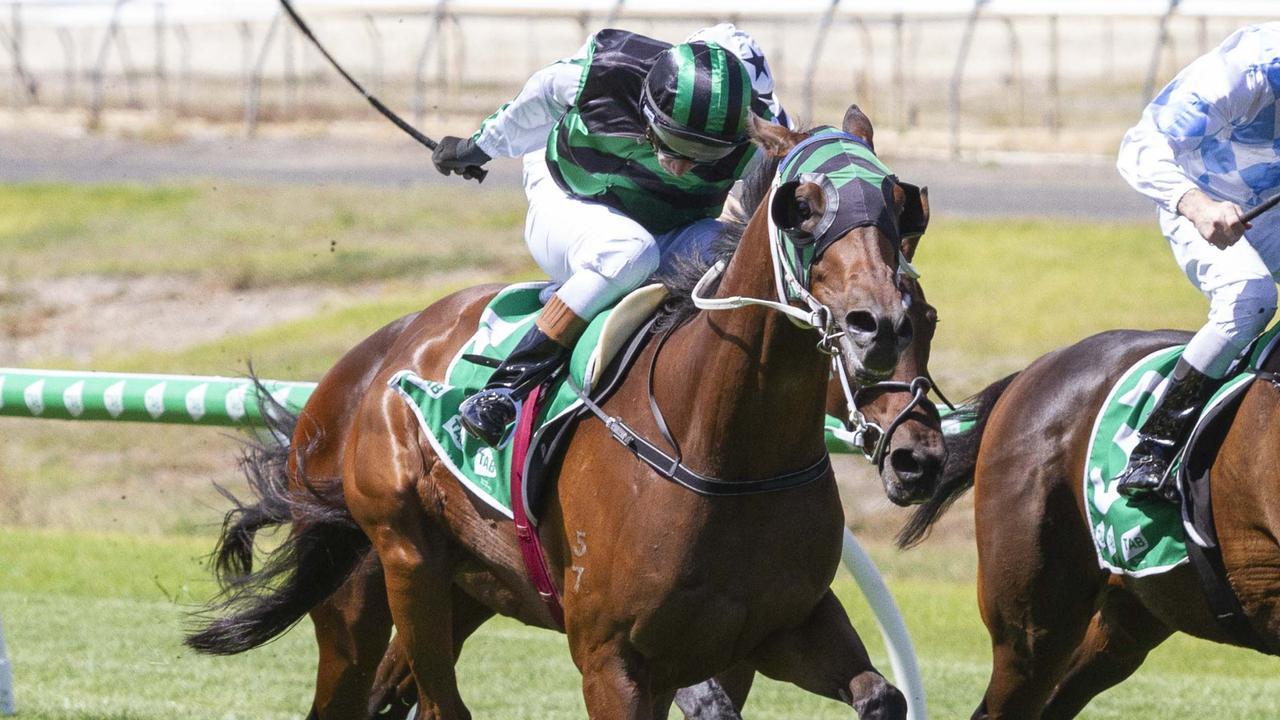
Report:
842,527,927,720
0,614,15,716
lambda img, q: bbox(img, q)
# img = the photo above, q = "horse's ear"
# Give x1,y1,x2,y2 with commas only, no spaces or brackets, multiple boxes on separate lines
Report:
842,104,874,151
896,183,930,261
749,113,807,158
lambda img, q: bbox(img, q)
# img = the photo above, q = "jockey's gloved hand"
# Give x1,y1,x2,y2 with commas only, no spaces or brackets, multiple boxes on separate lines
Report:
432,136,491,178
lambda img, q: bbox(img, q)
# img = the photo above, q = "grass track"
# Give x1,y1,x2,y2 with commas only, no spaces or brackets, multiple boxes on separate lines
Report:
0,184,529,286
1,528,1277,719
3,183,1278,716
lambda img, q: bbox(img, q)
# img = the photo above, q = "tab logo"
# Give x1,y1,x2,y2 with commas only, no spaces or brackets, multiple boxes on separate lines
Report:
473,448,498,479
422,380,450,400
443,415,465,450
1121,527,1150,563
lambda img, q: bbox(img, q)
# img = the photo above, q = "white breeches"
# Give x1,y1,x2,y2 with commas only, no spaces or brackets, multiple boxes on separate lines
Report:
1162,207,1280,377
522,153,722,319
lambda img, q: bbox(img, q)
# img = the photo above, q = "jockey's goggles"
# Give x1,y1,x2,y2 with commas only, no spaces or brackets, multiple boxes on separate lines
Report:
642,87,748,164
646,125,738,165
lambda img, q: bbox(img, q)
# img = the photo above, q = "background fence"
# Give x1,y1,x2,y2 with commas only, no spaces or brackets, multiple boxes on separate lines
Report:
0,1,1276,156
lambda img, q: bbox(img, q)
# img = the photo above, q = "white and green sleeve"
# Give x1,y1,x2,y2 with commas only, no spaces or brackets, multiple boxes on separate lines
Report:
471,38,592,158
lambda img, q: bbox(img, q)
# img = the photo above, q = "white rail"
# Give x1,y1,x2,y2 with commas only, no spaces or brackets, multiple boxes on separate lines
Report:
842,527,927,720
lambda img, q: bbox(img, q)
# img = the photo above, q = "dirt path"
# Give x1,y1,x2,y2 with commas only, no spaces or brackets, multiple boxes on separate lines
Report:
0,122,1152,220
0,274,378,366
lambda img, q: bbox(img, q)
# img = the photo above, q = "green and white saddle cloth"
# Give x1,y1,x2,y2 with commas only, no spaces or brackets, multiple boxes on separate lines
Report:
1085,325,1280,576
389,282,667,519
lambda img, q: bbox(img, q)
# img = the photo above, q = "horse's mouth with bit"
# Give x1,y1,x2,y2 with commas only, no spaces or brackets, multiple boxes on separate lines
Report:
837,345,896,387
881,465,939,507
878,430,946,507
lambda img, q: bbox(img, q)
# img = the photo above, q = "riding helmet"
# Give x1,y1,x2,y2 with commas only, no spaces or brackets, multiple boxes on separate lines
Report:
641,41,753,162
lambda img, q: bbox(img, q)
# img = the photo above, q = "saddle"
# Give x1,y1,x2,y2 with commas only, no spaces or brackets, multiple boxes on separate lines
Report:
390,282,667,524
1178,328,1280,652
1083,325,1280,651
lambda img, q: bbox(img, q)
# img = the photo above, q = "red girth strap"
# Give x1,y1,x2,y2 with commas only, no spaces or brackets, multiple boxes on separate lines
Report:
510,384,565,629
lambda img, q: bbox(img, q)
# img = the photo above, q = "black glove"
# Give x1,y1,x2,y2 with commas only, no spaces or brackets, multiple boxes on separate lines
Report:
432,136,491,178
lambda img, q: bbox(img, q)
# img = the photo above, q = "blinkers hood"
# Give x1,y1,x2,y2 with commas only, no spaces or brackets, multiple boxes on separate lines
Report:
770,128,928,262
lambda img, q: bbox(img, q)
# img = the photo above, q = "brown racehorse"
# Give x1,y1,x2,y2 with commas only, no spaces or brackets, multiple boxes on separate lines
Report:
189,106,945,720
899,327,1280,718
293,213,948,720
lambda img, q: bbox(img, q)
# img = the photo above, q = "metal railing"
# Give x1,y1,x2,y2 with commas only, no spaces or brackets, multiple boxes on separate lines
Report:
0,3,1275,155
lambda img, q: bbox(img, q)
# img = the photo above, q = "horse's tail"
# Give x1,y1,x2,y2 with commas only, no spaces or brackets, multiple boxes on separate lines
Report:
186,381,370,656
895,372,1020,549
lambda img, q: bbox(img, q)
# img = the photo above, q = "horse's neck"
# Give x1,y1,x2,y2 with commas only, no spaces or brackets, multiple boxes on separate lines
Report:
658,207,830,479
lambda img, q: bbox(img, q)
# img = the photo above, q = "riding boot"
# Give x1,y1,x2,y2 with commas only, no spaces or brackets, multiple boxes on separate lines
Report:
459,295,587,447
1115,358,1221,502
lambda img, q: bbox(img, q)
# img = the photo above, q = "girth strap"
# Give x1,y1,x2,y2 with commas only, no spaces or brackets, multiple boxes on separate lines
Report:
598,417,832,496
569,317,833,497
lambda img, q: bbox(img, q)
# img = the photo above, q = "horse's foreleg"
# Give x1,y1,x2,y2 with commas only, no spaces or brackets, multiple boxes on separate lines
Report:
749,590,907,719
578,642,655,720
309,549,394,720
367,587,498,719
1040,590,1172,720
974,510,1099,719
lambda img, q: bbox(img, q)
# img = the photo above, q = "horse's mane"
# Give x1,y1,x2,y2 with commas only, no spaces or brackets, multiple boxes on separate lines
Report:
653,152,782,332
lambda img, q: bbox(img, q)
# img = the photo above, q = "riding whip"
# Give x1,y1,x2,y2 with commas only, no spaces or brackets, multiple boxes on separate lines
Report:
277,0,486,183
1243,192,1280,223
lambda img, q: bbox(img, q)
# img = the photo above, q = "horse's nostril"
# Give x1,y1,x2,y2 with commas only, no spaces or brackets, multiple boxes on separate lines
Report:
889,448,922,479
845,309,879,336
896,316,914,345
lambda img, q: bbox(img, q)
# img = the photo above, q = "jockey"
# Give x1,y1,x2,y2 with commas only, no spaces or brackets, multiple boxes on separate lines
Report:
432,24,790,447
1115,22,1280,499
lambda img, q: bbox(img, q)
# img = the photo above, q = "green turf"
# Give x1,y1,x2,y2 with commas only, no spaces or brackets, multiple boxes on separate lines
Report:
3,182,1273,716
0,183,529,287
914,218,1207,395
1,528,1276,719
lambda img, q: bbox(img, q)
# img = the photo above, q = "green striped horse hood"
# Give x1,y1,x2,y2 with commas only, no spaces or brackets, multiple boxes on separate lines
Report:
769,127,928,291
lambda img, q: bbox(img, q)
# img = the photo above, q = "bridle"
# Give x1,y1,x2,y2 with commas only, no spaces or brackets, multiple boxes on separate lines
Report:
691,131,946,473
565,131,952,495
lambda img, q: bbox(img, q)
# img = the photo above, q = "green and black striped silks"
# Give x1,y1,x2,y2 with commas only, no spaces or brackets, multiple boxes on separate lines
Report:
543,30,768,235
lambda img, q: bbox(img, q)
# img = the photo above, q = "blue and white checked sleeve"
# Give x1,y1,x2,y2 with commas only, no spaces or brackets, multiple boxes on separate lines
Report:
1118,24,1280,214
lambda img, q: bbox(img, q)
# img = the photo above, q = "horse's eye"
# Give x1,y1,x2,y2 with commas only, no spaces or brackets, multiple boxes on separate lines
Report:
796,199,811,221
925,307,939,323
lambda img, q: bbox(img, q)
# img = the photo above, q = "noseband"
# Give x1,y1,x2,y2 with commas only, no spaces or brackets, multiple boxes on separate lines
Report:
836,376,935,471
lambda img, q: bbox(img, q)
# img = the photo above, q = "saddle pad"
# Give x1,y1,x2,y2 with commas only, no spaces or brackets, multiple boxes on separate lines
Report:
1083,324,1280,576
390,282,667,519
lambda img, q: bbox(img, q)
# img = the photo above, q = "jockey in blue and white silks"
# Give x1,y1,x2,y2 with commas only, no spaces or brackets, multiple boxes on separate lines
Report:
1114,22,1280,500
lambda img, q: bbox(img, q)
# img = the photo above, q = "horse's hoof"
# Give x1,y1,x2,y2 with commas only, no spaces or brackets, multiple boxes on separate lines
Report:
849,672,908,720
674,679,741,719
